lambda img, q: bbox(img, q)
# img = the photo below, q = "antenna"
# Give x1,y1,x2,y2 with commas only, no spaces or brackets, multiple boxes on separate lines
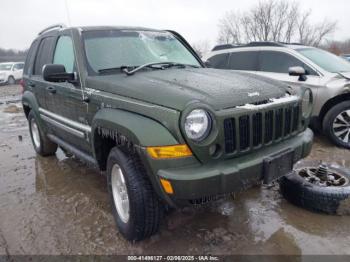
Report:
63,0,86,100
64,0,72,26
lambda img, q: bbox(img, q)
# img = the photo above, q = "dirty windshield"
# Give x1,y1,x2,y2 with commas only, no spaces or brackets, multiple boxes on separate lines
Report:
83,30,201,75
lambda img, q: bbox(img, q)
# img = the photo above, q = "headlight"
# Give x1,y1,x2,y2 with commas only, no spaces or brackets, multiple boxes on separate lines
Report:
301,89,313,118
184,109,211,141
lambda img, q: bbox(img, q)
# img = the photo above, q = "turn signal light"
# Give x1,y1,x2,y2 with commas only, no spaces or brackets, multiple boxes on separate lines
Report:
146,144,192,159
160,178,174,194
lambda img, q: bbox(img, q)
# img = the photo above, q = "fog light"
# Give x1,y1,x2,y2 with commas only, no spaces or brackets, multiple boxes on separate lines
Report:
147,144,192,159
160,178,174,194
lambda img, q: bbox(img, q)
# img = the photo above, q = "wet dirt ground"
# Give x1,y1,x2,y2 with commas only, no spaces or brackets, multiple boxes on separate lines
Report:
0,85,350,255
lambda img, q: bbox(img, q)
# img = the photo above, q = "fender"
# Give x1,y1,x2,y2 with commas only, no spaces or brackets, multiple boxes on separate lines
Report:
91,108,180,149
21,91,48,131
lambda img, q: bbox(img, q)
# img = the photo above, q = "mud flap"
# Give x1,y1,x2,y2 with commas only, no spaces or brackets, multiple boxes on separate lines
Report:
263,148,294,184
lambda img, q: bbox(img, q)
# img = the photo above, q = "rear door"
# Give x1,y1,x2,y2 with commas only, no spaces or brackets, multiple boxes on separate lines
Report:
227,51,259,73
12,63,24,80
30,36,56,110
44,33,91,153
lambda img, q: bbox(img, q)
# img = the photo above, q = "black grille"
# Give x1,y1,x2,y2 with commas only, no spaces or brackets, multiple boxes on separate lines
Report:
223,103,301,155
252,113,262,146
239,116,250,150
264,111,274,143
223,118,236,153
292,105,300,132
284,107,292,135
275,108,283,140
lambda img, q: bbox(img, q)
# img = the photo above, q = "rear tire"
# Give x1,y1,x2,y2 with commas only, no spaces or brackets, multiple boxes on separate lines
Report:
7,76,15,85
106,147,163,241
28,111,57,156
323,101,350,149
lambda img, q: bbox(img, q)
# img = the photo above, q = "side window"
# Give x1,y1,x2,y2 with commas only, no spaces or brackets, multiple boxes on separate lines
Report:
14,63,24,70
24,40,39,75
34,37,55,75
228,51,258,71
207,53,229,69
53,36,75,73
259,51,317,75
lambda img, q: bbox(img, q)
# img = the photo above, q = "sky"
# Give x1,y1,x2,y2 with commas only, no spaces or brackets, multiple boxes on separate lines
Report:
0,0,349,50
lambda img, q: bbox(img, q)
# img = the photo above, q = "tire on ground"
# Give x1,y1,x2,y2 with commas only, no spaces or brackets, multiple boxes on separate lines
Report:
322,101,350,149
280,164,350,215
7,76,15,85
28,110,58,156
106,146,163,241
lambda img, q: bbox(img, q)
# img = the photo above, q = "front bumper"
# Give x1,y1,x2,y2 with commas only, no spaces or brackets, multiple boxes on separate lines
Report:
157,128,313,206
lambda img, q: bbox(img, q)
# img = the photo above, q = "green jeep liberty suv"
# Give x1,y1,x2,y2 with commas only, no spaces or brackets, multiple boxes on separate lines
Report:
22,24,313,241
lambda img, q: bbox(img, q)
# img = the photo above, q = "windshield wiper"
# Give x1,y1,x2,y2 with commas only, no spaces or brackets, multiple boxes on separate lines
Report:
123,62,200,76
98,62,200,76
338,72,350,80
98,66,136,74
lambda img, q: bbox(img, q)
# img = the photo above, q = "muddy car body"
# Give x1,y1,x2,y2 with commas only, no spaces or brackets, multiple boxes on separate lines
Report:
22,25,313,240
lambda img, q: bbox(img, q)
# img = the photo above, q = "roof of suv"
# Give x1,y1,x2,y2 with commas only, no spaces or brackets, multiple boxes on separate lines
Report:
38,24,164,37
211,42,311,52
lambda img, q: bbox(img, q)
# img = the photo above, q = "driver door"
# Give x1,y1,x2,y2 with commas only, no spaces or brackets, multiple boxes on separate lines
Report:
44,33,91,153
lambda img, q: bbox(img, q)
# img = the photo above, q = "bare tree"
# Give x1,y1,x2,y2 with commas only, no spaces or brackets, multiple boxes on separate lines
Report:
192,40,211,58
217,0,337,47
297,11,337,47
217,11,243,44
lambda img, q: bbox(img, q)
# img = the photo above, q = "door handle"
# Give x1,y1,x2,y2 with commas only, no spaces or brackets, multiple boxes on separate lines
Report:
46,86,56,94
28,82,35,87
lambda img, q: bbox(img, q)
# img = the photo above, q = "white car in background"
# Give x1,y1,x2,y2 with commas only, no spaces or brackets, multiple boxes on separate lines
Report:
0,62,24,85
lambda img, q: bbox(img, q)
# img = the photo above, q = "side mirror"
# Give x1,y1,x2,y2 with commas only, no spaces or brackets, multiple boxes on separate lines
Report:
43,64,76,83
289,66,307,81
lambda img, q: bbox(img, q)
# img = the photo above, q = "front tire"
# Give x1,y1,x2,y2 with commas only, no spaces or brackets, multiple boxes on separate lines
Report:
107,147,163,241
323,101,350,149
28,111,58,156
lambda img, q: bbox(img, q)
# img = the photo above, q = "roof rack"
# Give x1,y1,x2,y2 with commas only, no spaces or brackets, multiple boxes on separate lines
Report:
278,42,304,46
212,44,236,51
38,24,66,35
212,42,287,52
246,42,285,47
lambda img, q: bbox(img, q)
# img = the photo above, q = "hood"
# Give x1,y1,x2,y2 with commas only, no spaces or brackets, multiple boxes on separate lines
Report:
86,68,288,111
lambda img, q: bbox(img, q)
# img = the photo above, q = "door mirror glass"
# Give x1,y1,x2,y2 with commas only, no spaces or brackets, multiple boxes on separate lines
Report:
43,64,75,83
289,66,307,81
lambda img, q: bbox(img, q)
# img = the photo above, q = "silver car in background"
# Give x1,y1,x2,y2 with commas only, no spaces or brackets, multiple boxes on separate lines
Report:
0,62,24,85
341,54,350,62
204,42,350,149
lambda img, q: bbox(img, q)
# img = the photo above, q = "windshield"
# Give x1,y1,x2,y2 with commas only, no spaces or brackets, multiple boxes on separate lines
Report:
0,63,13,71
83,30,201,75
297,48,350,73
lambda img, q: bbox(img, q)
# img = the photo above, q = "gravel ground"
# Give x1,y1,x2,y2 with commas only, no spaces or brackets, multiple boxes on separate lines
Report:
0,85,350,256
0,84,21,97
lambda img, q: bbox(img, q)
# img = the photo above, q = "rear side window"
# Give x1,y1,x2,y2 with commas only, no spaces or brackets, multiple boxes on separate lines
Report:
207,53,229,69
259,51,317,75
14,63,24,70
228,51,258,71
53,36,75,73
34,37,55,75
23,40,39,75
